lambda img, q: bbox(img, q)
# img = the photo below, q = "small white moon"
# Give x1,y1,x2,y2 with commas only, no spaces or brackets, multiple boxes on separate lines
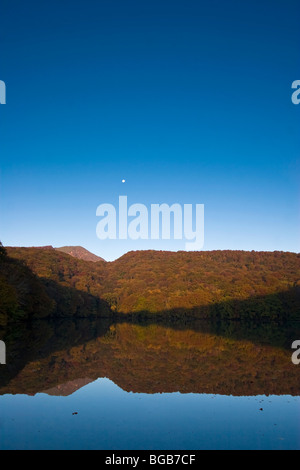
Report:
122,179,126,183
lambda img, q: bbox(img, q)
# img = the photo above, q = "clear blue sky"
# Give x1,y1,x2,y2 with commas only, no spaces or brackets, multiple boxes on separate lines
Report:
0,0,299,260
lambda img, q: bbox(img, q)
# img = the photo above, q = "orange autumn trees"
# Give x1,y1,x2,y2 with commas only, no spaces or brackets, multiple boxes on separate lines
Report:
1,245,299,322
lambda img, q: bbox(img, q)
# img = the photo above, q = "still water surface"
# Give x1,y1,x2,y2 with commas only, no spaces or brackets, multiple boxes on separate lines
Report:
0,318,299,449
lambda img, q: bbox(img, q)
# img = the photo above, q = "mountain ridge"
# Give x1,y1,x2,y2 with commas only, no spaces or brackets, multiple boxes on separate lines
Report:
55,246,105,262
2,244,299,322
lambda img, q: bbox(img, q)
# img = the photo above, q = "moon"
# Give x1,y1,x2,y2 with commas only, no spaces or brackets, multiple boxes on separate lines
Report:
122,179,126,183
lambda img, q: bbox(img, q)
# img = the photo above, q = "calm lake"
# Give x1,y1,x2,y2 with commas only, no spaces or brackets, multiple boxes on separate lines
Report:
0,317,299,450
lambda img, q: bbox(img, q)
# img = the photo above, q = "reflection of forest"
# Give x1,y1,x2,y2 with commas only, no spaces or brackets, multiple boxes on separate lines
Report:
0,318,299,397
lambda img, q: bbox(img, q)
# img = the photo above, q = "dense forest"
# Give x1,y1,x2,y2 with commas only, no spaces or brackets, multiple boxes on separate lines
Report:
0,243,299,324
0,244,110,326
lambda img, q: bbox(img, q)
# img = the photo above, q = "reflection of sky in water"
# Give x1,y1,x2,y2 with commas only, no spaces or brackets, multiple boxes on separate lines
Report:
0,378,299,450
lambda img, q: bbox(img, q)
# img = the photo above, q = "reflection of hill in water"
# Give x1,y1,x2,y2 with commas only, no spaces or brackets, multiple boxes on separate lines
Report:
41,378,94,396
0,318,299,397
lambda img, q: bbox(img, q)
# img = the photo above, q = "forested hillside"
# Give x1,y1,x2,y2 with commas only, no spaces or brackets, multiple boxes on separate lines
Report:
2,245,299,322
101,250,300,319
0,244,110,325
0,244,53,325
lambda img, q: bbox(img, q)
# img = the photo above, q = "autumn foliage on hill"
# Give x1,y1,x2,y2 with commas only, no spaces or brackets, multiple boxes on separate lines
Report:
101,250,300,319
1,245,299,323
0,244,110,325
0,243,53,326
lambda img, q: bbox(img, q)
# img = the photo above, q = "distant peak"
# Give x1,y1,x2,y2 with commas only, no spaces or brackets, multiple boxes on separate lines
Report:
55,246,105,262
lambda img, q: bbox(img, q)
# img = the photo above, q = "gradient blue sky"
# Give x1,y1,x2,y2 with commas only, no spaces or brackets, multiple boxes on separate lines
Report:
0,0,299,260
